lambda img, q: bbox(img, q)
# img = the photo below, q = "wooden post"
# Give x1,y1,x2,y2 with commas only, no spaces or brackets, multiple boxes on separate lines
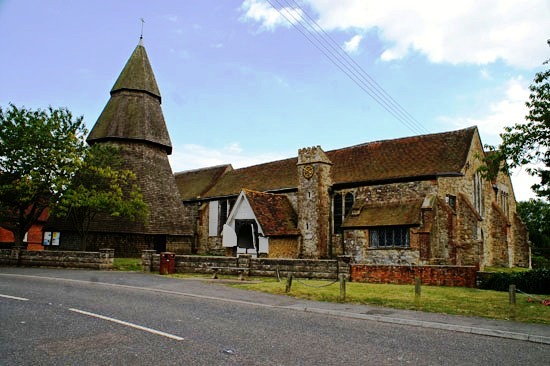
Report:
276,267,281,282
509,284,516,305
415,277,421,298
339,273,346,302
285,273,293,293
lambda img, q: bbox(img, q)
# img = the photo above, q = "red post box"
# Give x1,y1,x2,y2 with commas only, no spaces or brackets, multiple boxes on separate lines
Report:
159,252,176,275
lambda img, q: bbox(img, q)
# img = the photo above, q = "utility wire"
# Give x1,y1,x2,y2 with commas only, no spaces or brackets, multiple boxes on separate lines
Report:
283,0,429,134
267,0,430,135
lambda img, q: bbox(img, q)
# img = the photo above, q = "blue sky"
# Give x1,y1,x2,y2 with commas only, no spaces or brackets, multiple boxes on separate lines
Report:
0,0,548,201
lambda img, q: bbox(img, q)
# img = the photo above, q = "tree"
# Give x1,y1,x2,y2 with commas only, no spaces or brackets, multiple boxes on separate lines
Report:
516,199,550,268
52,144,148,250
0,104,87,246
484,41,550,199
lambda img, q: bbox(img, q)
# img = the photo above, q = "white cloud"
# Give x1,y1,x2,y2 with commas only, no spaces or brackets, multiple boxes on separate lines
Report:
343,34,363,54
168,142,290,172
439,76,537,200
240,0,303,31
241,0,549,68
510,167,539,201
441,76,530,143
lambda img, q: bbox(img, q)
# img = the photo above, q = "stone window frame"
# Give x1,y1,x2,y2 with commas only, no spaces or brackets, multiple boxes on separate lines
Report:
446,194,457,211
369,226,410,249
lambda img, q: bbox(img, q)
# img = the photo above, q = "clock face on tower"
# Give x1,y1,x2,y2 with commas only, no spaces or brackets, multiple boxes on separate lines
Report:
303,165,314,179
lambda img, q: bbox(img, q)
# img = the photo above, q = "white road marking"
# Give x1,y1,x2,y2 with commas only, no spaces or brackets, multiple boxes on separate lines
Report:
0,293,29,301
68,308,184,341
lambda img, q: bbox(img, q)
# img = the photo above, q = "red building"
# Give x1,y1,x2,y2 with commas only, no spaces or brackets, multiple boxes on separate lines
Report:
0,209,49,251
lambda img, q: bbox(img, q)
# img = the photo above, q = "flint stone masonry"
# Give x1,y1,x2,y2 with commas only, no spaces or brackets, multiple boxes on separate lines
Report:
0,248,114,269
142,251,350,279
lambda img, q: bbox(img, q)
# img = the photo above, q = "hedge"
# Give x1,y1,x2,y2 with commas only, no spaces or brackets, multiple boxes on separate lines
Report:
478,269,550,295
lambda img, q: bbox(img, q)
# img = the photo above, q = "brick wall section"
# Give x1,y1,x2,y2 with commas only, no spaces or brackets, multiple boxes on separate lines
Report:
0,248,114,269
351,264,477,287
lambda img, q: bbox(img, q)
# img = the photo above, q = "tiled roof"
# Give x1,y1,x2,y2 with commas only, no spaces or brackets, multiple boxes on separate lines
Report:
342,200,423,228
175,165,233,201
204,157,298,198
199,127,476,198
243,189,300,236
87,41,172,153
328,126,476,185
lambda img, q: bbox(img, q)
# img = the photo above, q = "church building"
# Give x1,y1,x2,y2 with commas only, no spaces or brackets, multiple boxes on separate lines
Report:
176,127,530,269
46,39,529,268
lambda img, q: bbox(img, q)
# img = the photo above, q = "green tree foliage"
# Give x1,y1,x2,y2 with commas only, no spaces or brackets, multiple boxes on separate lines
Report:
483,41,549,198
0,104,87,246
517,199,550,268
53,144,148,250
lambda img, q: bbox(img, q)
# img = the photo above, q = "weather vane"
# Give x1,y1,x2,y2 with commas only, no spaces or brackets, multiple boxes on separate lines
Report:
140,18,145,39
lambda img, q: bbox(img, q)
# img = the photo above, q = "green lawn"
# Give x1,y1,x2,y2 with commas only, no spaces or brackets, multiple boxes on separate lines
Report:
113,257,142,271
126,267,549,324
229,278,550,324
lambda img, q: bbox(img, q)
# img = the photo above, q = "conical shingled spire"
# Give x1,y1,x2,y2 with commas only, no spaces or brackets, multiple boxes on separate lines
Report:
111,38,161,98
87,40,173,154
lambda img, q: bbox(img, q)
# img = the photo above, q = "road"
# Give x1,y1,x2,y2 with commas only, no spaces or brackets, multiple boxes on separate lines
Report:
1,268,548,365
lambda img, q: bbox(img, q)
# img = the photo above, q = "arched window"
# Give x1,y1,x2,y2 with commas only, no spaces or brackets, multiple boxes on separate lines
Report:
333,193,343,234
473,172,483,215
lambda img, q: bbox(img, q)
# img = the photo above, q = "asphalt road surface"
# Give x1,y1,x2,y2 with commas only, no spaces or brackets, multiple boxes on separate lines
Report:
1,269,549,365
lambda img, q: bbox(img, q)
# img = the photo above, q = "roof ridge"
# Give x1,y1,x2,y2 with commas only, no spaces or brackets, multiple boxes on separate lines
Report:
325,126,478,154
175,164,232,175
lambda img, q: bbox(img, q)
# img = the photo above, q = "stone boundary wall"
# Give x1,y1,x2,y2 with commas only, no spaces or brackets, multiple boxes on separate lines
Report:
351,264,478,287
0,247,114,270
142,251,351,279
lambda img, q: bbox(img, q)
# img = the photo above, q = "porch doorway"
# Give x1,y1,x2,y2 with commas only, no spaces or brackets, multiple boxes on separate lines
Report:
235,220,258,256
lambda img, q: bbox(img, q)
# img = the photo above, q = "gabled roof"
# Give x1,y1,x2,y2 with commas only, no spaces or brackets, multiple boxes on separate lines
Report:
242,189,299,236
328,126,476,185
175,164,233,201
87,40,173,154
342,200,423,228
199,127,477,199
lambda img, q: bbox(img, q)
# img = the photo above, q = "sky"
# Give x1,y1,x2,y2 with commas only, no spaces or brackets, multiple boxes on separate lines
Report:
0,0,548,201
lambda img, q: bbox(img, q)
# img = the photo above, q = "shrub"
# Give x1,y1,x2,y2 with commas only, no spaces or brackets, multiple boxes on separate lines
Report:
532,255,550,269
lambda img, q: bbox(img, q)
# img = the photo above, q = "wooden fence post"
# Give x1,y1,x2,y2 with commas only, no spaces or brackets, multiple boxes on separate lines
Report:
285,273,293,293
339,273,346,302
415,277,421,298
509,284,516,305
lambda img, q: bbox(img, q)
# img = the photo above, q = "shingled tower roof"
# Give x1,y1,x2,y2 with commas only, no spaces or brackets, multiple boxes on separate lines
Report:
80,39,192,242
87,39,173,154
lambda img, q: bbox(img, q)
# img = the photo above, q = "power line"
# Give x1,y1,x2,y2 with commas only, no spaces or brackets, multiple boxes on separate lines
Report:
283,0,429,134
266,0,430,135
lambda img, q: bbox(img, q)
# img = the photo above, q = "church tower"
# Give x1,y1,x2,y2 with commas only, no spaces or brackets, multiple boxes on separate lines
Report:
297,146,333,258
86,38,192,255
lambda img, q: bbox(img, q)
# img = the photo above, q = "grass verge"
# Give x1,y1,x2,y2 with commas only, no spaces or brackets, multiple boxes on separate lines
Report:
113,258,142,271
229,278,550,324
